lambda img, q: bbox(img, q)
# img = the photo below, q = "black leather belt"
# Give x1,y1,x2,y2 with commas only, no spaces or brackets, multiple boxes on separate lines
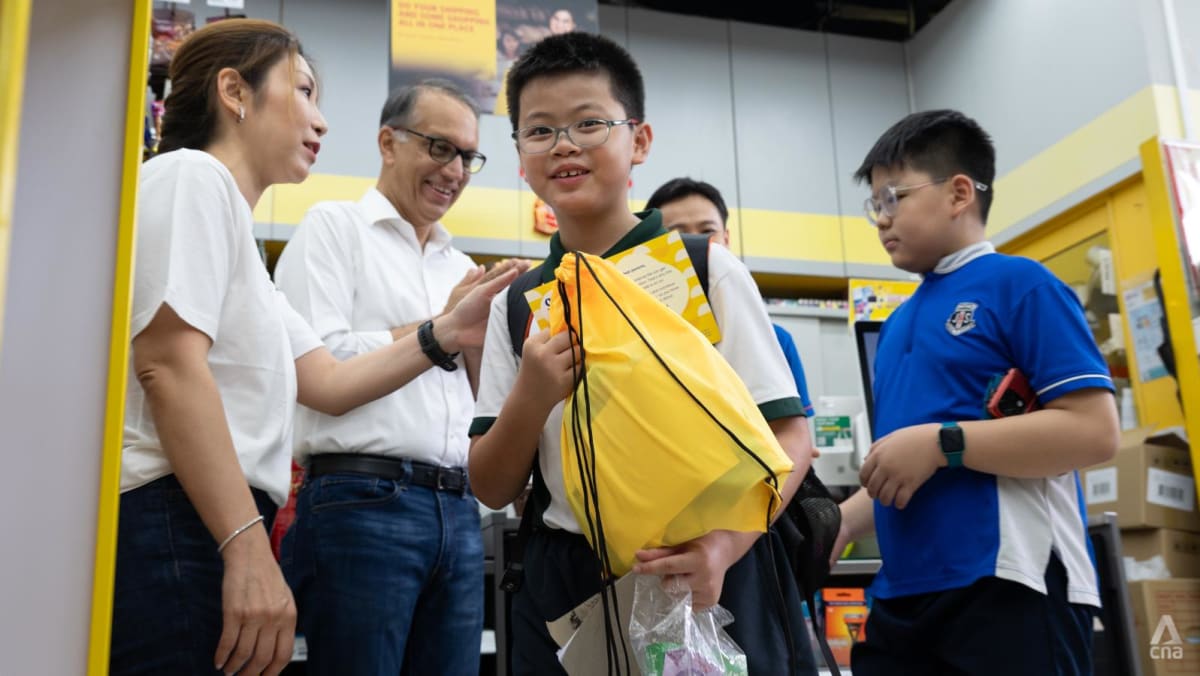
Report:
308,453,468,494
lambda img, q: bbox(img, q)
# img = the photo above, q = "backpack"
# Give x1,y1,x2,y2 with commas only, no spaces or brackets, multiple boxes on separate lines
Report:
497,233,842,675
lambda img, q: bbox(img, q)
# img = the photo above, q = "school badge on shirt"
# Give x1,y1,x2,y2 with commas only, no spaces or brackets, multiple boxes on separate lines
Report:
946,302,978,336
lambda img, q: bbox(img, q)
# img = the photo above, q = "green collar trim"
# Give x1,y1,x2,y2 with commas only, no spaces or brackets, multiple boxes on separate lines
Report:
540,209,667,283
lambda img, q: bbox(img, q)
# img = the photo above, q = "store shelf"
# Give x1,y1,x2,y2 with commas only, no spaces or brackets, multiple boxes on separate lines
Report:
830,558,881,576
766,303,849,320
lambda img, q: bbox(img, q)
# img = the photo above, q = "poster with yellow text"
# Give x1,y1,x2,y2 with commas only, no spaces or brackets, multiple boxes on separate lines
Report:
390,1,598,115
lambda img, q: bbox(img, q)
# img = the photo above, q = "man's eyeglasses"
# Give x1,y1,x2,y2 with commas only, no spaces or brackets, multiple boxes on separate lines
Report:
864,177,989,226
393,127,487,174
511,118,639,155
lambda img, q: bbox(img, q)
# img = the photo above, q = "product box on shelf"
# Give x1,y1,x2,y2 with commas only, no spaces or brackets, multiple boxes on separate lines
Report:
1122,528,1200,579
1084,427,1198,533
1127,578,1200,676
822,587,868,668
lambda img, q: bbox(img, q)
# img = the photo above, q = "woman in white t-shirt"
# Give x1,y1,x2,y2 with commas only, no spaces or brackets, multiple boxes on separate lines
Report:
112,20,514,676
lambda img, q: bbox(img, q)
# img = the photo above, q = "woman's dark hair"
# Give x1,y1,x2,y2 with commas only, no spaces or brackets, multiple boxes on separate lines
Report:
158,19,306,153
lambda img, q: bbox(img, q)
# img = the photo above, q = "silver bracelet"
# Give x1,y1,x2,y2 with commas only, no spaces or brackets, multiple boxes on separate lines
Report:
216,515,264,553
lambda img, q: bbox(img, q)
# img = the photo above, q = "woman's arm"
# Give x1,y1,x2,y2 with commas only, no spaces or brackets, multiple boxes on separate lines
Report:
132,304,294,676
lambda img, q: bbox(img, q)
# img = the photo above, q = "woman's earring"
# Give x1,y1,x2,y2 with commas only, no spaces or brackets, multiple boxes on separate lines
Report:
238,105,245,123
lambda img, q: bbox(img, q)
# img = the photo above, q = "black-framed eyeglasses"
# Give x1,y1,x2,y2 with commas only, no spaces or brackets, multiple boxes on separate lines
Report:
511,118,639,155
393,127,487,174
863,176,989,226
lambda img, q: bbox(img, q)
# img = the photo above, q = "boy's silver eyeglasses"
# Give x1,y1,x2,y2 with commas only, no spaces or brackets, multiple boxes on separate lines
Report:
864,177,989,226
511,118,639,155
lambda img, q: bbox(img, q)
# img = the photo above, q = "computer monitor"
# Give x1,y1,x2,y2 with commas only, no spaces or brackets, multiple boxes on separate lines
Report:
854,320,883,439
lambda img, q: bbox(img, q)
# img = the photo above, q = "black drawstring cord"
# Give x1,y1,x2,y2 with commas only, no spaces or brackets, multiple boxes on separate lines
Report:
560,254,630,674
561,251,792,674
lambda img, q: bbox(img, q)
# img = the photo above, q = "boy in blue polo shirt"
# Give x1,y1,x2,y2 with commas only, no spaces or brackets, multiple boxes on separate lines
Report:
468,32,817,675
835,110,1120,675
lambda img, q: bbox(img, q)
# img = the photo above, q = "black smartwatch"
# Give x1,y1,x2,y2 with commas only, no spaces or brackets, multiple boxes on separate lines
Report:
417,319,459,372
939,422,965,468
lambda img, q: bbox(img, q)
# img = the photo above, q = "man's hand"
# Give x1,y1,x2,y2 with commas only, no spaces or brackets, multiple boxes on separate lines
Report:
631,530,753,610
859,422,945,509
443,259,531,315
483,258,531,282
515,330,580,412
436,267,521,351
443,266,486,315
214,527,296,676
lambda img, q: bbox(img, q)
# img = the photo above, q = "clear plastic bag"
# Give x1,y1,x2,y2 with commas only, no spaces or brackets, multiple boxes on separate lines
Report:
628,575,748,676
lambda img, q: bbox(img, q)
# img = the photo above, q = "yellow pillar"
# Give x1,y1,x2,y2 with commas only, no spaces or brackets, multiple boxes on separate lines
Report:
1139,137,1200,490
89,1,153,672
0,0,33,355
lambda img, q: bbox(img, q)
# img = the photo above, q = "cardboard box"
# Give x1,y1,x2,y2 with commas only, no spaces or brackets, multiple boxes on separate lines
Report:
823,588,868,668
1084,427,1199,533
1127,579,1200,676
1123,529,1200,578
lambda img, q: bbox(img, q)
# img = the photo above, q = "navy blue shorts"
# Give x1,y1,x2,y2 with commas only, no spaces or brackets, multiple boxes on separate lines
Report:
852,554,1095,676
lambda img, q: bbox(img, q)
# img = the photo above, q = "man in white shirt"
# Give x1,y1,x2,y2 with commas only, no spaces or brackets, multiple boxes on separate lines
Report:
275,80,522,675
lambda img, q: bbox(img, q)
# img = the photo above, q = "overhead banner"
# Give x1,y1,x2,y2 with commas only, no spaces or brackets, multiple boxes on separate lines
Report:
390,0,598,116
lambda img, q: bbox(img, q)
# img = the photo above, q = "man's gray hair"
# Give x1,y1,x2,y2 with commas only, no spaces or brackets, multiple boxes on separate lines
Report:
379,78,480,128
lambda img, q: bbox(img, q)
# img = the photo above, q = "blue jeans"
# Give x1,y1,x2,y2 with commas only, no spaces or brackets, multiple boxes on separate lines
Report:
282,468,484,675
110,475,277,676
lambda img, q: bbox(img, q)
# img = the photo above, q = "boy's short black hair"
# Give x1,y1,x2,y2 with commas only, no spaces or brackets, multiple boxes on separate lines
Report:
505,32,645,130
853,109,996,222
645,178,729,226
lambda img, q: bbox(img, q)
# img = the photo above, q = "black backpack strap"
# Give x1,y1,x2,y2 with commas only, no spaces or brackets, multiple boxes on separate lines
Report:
499,264,550,594
806,584,841,676
506,265,545,359
498,462,551,593
679,233,711,298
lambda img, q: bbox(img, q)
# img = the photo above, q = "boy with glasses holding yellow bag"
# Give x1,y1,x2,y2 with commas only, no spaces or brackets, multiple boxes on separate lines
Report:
468,31,818,676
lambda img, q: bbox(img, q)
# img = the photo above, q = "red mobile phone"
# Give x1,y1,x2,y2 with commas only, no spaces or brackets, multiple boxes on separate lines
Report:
985,368,1039,418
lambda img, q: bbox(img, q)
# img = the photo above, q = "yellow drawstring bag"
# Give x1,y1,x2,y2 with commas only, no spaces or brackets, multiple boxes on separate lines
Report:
549,251,794,577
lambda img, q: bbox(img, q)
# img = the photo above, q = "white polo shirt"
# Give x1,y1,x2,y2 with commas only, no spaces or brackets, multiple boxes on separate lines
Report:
274,188,478,468
123,149,323,506
471,215,803,533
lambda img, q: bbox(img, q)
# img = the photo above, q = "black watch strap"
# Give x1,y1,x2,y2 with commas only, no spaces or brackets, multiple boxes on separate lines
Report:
417,319,459,372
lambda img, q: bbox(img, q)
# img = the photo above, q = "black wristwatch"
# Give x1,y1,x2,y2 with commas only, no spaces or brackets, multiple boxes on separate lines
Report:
939,422,965,468
417,319,459,372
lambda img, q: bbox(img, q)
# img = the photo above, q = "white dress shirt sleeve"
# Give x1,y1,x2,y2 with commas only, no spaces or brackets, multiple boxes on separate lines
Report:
274,206,394,358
